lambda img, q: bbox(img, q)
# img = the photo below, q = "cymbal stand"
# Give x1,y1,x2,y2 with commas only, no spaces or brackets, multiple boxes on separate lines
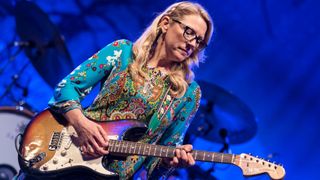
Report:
183,100,214,145
218,128,231,153
0,41,24,75
0,42,30,105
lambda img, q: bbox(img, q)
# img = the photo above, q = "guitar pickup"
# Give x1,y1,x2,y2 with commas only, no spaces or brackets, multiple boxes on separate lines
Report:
48,132,62,151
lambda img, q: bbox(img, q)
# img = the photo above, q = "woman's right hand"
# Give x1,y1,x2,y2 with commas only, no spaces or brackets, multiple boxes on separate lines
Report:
64,109,109,157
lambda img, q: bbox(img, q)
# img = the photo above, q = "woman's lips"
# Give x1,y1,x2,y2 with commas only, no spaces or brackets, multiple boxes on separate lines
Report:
178,47,188,56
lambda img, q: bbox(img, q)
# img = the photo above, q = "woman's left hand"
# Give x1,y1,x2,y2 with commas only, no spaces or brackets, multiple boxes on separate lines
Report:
162,144,195,168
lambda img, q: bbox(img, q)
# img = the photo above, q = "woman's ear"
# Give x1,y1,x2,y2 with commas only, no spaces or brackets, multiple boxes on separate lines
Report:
159,16,170,33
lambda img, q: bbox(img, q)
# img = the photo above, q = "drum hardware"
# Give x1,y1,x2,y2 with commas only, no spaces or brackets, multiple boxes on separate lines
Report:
0,41,26,75
0,106,35,175
1,0,73,108
0,1,73,175
0,60,30,105
14,0,74,88
0,164,17,180
187,81,257,144
184,81,257,179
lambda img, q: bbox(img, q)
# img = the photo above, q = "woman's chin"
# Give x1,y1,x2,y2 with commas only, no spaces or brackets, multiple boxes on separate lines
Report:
173,52,187,62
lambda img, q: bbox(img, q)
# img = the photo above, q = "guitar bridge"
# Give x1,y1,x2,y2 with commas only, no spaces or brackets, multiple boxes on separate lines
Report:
28,152,46,167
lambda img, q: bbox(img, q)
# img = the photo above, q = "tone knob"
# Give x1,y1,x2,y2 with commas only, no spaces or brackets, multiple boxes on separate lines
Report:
42,165,48,170
53,158,58,164
61,150,67,156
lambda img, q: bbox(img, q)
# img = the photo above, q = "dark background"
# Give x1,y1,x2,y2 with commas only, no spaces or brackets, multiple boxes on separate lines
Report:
0,0,319,179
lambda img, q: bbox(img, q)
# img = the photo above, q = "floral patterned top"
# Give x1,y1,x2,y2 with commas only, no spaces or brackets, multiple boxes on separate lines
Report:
48,39,201,179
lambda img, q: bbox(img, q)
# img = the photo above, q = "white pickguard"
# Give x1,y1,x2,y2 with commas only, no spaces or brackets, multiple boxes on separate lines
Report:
38,126,118,176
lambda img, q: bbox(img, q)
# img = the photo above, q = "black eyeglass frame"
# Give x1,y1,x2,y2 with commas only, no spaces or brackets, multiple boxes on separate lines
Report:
172,19,207,50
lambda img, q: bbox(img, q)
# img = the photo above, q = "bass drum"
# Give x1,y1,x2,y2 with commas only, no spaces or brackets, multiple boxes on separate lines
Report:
0,106,34,174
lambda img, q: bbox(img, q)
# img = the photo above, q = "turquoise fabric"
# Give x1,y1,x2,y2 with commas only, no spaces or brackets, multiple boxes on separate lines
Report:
48,39,201,179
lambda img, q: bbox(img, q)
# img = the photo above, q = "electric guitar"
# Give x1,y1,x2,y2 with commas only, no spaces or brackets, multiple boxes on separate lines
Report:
18,109,285,179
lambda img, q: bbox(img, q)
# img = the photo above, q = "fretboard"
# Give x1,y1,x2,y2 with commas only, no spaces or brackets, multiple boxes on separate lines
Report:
108,140,235,164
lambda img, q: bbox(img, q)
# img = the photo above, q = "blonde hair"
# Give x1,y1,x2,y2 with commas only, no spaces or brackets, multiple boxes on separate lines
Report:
129,1,213,98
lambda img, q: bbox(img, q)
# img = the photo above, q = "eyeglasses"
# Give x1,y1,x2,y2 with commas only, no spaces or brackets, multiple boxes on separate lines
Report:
172,19,207,50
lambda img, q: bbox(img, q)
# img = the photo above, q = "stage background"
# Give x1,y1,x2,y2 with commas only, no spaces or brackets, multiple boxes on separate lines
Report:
1,0,319,179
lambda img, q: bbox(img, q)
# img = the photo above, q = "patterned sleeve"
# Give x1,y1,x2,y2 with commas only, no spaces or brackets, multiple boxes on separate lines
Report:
48,40,129,113
147,83,202,178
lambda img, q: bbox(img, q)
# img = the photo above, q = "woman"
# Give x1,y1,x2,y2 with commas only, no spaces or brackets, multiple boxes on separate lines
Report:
48,1,213,179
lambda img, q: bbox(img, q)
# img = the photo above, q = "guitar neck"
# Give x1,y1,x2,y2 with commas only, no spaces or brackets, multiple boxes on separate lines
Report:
108,140,235,164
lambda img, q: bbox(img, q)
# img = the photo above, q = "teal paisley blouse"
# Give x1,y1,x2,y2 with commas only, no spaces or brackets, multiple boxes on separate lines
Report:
48,39,201,179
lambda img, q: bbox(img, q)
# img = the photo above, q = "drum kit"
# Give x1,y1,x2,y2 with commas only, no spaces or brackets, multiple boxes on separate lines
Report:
0,0,73,179
0,1,258,179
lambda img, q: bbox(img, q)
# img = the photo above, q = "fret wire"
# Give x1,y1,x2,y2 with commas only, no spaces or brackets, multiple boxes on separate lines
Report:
108,140,113,152
148,145,152,156
132,141,136,154
221,154,224,163
122,141,126,154
117,141,121,153
132,142,136,154
109,140,114,152
109,140,235,163
166,147,169,157
113,140,116,152
120,141,124,153
147,144,151,155
164,146,168,157
128,141,132,154
138,143,142,155
142,144,146,155
211,152,215,162
134,143,138,154
119,141,123,153
133,142,136,154
123,141,127,153
114,141,118,152
125,141,129,154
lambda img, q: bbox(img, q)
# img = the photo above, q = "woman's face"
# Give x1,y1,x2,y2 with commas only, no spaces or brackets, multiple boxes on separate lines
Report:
162,14,207,63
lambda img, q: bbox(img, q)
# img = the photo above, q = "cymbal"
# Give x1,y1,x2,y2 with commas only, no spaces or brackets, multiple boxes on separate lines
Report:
14,0,74,88
187,81,257,144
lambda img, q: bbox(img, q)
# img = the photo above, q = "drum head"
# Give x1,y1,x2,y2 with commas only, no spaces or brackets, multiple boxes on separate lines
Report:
0,106,34,174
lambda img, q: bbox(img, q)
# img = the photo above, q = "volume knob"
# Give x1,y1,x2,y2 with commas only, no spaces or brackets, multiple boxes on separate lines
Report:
61,150,67,156
53,158,58,164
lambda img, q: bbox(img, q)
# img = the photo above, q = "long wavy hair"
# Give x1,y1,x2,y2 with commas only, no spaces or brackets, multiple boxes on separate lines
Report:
129,1,213,98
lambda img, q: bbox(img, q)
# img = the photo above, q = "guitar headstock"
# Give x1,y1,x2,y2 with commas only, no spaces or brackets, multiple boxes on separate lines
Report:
236,153,285,180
